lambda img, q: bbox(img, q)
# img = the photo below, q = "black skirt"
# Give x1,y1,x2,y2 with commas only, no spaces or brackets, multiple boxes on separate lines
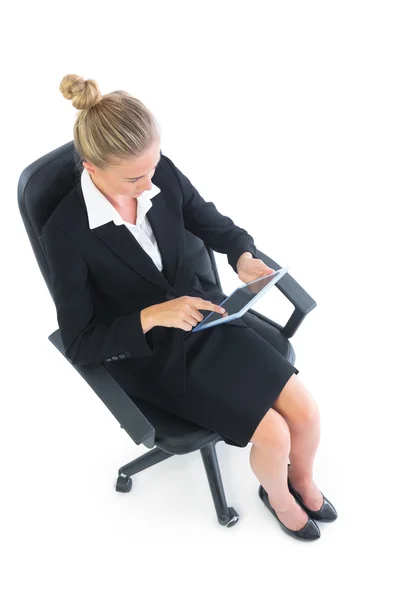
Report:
153,314,299,448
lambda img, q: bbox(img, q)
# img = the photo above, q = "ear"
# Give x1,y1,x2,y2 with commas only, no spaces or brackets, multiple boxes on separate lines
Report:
81,160,94,175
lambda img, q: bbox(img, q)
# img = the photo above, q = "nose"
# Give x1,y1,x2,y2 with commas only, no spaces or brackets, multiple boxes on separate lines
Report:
140,176,153,193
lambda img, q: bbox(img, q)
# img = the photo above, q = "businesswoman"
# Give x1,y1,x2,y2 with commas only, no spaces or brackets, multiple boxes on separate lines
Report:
42,74,337,541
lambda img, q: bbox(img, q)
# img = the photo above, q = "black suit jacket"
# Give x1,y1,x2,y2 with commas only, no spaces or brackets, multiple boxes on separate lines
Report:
42,153,259,401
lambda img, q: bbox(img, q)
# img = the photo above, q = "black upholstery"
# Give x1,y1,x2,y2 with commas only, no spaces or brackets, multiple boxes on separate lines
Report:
18,141,317,527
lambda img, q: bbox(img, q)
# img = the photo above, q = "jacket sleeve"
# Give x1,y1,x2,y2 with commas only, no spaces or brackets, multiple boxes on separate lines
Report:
162,155,259,273
42,224,155,366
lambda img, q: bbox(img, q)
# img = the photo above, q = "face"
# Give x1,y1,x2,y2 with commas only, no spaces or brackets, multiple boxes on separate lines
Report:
83,138,161,200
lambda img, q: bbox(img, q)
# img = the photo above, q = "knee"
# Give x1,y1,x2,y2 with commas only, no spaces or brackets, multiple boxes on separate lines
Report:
250,408,291,454
291,395,321,431
273,374,321,431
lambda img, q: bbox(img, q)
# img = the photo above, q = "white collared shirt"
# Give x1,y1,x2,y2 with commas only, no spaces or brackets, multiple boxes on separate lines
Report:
80,168,164,272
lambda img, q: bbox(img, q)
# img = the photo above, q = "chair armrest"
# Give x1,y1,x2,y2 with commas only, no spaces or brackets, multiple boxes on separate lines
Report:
235,249,317,338
48,329,155,448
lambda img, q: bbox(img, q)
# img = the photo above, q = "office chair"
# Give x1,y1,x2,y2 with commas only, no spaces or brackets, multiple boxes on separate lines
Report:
18,141,317,528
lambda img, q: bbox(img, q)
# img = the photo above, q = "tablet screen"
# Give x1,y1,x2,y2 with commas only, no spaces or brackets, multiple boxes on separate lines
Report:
194,269,283,330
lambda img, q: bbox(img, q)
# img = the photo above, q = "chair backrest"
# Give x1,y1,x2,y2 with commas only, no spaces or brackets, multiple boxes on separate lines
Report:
17,141,222,304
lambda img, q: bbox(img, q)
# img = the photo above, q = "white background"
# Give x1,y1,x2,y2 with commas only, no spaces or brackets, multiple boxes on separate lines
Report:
2,1,399,598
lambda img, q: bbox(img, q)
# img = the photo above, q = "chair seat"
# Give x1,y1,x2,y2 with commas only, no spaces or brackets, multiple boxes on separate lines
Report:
130,395,222,454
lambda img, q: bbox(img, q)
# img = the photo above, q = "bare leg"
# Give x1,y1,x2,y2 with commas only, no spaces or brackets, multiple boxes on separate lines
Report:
288,424,323,510
250,407,309,531
272,374,324,511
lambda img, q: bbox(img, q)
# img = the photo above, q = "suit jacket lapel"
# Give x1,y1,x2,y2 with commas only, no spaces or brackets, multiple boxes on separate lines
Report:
90,189,181,292
147,191,182,286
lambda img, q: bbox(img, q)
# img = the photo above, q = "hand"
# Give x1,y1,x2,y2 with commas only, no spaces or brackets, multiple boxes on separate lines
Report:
142,296,227,332
236,252,275,285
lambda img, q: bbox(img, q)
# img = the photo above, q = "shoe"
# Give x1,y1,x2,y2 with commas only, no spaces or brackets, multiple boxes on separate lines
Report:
258,485,321,541
287,464,338,523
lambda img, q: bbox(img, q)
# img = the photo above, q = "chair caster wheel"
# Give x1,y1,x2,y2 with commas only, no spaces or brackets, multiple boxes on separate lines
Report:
115,475,132,493
219,507,239,527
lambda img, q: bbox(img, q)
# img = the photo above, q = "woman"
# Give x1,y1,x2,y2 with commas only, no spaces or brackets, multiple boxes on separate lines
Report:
42,74,337,541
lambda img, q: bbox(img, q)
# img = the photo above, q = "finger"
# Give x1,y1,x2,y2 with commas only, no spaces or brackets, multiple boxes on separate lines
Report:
183,315,198,328
256,267,274,276
202,300,226,313
255,259,274,272
189,308,206,323
190,298,223,313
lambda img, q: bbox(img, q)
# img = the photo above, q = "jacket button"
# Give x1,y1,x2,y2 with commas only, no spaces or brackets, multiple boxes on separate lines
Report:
118,353,126,359
166,291,176,300
125,351,132,357
111,355,119,360
105,358,112,362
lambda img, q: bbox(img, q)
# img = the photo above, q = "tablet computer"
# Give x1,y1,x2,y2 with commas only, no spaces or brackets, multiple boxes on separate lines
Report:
190,266,289,333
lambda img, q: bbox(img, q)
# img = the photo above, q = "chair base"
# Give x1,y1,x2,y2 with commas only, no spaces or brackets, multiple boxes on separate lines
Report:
116,440,239,527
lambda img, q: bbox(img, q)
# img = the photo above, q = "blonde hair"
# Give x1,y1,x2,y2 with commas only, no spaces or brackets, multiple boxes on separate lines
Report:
59,74,161,171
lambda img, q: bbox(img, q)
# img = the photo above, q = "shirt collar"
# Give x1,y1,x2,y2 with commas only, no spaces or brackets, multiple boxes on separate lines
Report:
80,167,161,230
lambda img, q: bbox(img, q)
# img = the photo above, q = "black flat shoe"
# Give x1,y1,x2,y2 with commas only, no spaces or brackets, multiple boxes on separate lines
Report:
287,466,338,523
258,485,321,541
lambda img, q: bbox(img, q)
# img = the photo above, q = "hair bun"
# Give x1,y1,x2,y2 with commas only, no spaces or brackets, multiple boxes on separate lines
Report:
59,74,102,110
